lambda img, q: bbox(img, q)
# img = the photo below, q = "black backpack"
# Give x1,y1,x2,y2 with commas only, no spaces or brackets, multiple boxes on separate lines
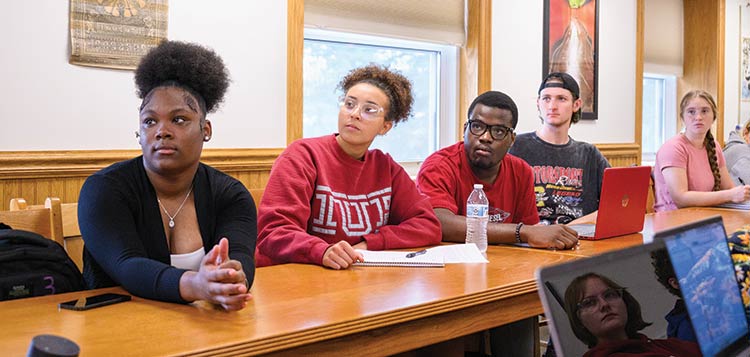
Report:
0,227,85,300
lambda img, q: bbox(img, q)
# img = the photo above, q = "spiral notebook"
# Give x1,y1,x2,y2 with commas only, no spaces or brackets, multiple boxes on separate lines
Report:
353,244,488,267
353,249,445,268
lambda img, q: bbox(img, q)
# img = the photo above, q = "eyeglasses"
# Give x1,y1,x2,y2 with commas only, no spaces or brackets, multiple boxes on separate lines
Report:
576,288,624,314
340,98,385,120
467,120,513,141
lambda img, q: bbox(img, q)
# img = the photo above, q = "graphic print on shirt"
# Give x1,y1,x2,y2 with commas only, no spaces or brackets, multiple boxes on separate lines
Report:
488,207,510,223
310,185,391,237
531,165,584,224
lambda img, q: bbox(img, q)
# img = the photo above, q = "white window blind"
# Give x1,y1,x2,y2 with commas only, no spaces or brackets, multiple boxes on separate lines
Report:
304,0,466,45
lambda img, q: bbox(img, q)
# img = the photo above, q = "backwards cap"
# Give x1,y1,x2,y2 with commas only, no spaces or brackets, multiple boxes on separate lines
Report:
539,72,582,121
538,72,580,99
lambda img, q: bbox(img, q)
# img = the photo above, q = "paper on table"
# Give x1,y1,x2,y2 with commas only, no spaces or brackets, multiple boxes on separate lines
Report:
426,243,489,263
354,243,488,266
354,249,444,267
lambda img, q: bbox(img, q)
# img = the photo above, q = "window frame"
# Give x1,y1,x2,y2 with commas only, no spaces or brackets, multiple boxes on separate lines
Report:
303,28,458,173
641,72,677,166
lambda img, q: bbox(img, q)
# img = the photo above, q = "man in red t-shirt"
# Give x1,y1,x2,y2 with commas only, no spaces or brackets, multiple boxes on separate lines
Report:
417,90,579,357
417,90,578,249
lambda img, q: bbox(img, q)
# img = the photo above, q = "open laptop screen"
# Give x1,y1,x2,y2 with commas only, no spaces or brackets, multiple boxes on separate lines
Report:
536,242,696,356
537,216,748,357
660,216,749,357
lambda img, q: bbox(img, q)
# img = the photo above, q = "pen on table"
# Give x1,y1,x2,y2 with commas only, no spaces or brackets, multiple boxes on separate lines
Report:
405,249,427,258
739,177,746,185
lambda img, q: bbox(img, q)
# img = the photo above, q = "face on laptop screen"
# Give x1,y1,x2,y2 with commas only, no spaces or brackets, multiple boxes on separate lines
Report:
537,217,750,357
663,218,749,357
537,242,698,357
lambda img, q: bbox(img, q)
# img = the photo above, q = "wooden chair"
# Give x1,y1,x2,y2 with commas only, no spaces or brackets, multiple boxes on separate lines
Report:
0,197,64,246
6,198,83,270
646,169,656,213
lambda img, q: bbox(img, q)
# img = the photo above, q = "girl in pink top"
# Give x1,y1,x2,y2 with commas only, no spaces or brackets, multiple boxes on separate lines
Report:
653,90,750,211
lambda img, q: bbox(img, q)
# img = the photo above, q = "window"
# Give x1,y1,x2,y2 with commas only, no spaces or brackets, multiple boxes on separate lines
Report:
642,73,677,166
303,29,457,167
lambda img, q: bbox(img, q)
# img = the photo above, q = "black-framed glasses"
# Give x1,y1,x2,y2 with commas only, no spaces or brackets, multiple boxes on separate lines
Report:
467,120,513,140
576,288,624,314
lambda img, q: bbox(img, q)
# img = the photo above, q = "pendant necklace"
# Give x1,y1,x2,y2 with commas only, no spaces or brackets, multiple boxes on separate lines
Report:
157,185,194,229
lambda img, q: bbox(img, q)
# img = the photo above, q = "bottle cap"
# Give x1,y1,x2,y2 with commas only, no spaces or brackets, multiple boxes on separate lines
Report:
27,334,79,357
473,184,483,189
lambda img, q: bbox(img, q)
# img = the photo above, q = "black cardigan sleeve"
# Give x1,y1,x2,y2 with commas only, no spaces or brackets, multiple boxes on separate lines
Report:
79,159,257,303
79,168,187,303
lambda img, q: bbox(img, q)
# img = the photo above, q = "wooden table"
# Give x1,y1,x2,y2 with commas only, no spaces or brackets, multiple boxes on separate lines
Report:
0,247,577,356
1,208,748,356
520,207,750,258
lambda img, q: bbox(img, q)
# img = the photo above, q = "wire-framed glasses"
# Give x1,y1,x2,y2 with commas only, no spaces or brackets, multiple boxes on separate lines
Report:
339,97,385,120
467,119,512,140
576,288,624,314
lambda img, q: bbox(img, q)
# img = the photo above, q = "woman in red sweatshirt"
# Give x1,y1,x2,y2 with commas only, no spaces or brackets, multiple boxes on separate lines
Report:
256,65,441,269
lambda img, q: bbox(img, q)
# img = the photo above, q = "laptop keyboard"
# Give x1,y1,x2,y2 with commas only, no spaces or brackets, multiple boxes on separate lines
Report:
569,224,596,237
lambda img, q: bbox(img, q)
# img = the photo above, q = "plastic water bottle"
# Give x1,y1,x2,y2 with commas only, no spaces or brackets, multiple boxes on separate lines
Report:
466,184,489,253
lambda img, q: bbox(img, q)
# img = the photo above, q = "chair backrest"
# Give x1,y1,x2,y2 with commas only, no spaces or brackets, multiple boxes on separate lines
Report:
646,168,656,213
0,197,64,246
7,198,82,270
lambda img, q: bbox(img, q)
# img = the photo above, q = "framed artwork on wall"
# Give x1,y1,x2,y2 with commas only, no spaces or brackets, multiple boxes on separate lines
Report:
543,0,599,120
69,0,168,70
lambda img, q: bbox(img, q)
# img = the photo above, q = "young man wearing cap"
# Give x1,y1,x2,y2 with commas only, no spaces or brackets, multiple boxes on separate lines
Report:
509,72,610,226
417,90,579,357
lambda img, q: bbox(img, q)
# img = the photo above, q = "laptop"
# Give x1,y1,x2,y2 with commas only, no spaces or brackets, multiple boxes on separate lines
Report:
568,165,651,240
536,216,750,357
656,216,750,357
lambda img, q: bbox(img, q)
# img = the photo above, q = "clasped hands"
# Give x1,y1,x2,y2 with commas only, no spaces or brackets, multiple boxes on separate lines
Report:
181,237,251,311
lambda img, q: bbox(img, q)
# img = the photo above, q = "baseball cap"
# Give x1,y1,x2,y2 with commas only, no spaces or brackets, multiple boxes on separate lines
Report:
538,72,580,99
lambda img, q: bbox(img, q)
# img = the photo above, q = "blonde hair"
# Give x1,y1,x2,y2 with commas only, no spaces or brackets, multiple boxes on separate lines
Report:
680,90,720,191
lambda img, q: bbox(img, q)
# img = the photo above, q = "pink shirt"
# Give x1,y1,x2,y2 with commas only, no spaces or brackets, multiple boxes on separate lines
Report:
654,134,726,212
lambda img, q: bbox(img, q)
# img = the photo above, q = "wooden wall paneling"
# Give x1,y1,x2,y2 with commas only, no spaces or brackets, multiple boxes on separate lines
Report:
476,0,492,94
595,143,641,167
635,0,644,163
0,143,636,211
287,0,304,144
679,0,724,145
459,0,492,141
0,148,281,210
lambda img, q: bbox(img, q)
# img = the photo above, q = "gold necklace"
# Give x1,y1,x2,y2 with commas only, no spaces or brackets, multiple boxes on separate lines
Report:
157,185,193,229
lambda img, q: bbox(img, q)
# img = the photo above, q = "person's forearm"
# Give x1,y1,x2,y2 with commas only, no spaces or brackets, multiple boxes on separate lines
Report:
434,208,517,244
434,209,468,242
671,190,734,208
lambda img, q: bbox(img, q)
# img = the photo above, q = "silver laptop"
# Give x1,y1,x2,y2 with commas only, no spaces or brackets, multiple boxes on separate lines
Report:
536,216,750,357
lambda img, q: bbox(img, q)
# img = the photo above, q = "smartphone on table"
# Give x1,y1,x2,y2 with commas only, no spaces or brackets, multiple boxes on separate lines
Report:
59,293,131,311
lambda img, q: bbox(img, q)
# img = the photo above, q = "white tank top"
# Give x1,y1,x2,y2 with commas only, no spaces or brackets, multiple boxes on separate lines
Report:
170,247,205,271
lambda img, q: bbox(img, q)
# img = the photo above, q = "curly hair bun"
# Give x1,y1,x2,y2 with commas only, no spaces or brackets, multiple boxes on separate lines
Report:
338,64,413,124
135,40,230,114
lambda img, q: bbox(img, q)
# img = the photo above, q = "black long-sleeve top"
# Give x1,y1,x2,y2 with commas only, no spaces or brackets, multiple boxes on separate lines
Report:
78,156,256,303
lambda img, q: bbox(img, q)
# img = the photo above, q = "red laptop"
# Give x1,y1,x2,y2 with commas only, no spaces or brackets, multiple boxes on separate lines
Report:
567,166,652,240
